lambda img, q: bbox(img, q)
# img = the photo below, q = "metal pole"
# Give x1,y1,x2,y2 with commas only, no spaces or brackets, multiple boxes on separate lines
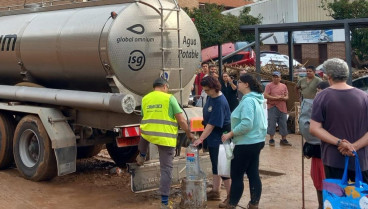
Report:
344,22,352,85
255,27,261,81
288,31,294,82
302,135,305,209
218,43,223,77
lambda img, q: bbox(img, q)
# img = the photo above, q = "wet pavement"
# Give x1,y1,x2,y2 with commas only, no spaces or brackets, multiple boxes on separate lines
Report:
206,134,319,209
0,133,319,209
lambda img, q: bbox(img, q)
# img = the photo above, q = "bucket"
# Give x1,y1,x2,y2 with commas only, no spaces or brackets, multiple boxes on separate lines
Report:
179,177,207,208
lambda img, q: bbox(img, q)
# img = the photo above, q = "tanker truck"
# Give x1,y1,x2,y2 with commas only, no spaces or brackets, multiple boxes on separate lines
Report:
0,0,202,182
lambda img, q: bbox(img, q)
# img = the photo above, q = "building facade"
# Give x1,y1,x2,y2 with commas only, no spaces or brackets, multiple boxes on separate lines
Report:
298,0,332,22
0,0,199,9
0,0,40,8
199,0,252,9
0,0,252,10
179,0,198,9
223,0,345,66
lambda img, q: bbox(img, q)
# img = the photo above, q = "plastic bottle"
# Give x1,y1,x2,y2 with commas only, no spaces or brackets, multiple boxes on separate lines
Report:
186,144,200,180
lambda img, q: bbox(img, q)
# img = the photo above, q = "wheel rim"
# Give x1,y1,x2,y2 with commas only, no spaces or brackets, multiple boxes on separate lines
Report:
19,129,40,167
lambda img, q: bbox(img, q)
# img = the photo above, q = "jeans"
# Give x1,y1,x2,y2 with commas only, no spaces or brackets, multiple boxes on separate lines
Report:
229,142,265,206
267,106,288,136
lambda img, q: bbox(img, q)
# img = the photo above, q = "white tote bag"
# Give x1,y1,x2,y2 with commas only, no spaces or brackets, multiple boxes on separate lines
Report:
217,144,231,177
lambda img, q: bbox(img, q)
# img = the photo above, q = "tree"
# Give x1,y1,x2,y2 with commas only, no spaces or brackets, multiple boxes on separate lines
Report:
184,4,262,49
321,0,368,61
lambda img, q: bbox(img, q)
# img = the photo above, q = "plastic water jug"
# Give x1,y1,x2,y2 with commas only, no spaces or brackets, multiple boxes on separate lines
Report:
186,144,200,180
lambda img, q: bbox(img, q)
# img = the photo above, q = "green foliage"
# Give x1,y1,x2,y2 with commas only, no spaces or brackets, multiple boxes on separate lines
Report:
184,4,262,49
320,0,368,19
320,0,368,60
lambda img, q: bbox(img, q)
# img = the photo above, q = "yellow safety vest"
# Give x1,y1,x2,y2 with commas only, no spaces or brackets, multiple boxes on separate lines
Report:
140,91,178,147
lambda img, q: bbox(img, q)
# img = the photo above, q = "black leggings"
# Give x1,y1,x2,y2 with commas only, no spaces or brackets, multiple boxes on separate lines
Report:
229,142,264,206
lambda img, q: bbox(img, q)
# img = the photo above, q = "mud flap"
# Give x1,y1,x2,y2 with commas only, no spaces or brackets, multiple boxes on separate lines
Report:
127,155,212,193
54,146,77,176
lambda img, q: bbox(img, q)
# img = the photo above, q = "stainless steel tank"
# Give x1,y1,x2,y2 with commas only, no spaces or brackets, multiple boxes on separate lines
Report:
0,0,201,96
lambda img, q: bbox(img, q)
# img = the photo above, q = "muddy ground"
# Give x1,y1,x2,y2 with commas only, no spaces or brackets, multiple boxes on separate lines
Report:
0,134,319,209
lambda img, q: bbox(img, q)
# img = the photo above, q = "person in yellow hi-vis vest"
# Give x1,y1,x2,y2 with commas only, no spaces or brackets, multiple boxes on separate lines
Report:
137,77,195,209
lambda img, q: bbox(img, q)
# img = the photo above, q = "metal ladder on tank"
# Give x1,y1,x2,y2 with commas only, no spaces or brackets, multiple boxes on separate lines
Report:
157,0,184,105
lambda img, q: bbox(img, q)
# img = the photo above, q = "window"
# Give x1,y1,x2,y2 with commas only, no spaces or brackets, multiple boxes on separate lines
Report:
270,45,278,52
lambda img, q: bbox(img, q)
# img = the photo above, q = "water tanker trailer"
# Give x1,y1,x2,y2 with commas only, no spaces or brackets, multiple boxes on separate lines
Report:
0,0,202,182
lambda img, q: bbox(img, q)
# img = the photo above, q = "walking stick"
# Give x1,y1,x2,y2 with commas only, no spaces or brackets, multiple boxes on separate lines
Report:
302,135,305,209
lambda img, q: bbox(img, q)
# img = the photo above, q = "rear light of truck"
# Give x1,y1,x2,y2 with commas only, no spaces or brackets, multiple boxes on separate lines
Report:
114,125,141,147
114,126,140,137
190,117,204,132
123,126,140,137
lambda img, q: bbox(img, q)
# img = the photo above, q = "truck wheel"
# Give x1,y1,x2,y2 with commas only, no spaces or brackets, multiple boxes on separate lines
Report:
106,143,138,167
0,113,16,169
13,115,57,181
77,144,104,159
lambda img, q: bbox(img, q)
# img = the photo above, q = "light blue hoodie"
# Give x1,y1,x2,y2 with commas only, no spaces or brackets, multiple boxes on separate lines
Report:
231,91,267,145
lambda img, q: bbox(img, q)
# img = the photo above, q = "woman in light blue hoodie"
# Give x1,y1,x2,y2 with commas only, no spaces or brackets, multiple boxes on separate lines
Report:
221,74,267,209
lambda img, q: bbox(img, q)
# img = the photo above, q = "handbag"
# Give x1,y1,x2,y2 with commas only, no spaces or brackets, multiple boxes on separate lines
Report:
303,142,321,159
323,151,368,209
217,144,232,177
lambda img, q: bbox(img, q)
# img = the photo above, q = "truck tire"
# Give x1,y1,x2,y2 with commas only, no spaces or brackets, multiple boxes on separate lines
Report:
0,113,16,169
77,144,104,159
106,143,138,167
13,115,57,181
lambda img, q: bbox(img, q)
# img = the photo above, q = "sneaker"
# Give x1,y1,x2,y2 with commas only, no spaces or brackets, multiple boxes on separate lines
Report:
136,154,145,166
219,197,229,208
207,190,221,201
280,139,292,146
269,139,275,146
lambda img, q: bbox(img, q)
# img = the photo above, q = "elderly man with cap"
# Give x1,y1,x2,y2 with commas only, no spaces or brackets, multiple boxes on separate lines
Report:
137,77,195,209
264,71,291,146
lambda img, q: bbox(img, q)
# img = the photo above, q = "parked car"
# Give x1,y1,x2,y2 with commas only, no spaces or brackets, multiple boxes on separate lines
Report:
352,75,368,93
201,42,255,66
222,51,255,66
260,51,300,68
